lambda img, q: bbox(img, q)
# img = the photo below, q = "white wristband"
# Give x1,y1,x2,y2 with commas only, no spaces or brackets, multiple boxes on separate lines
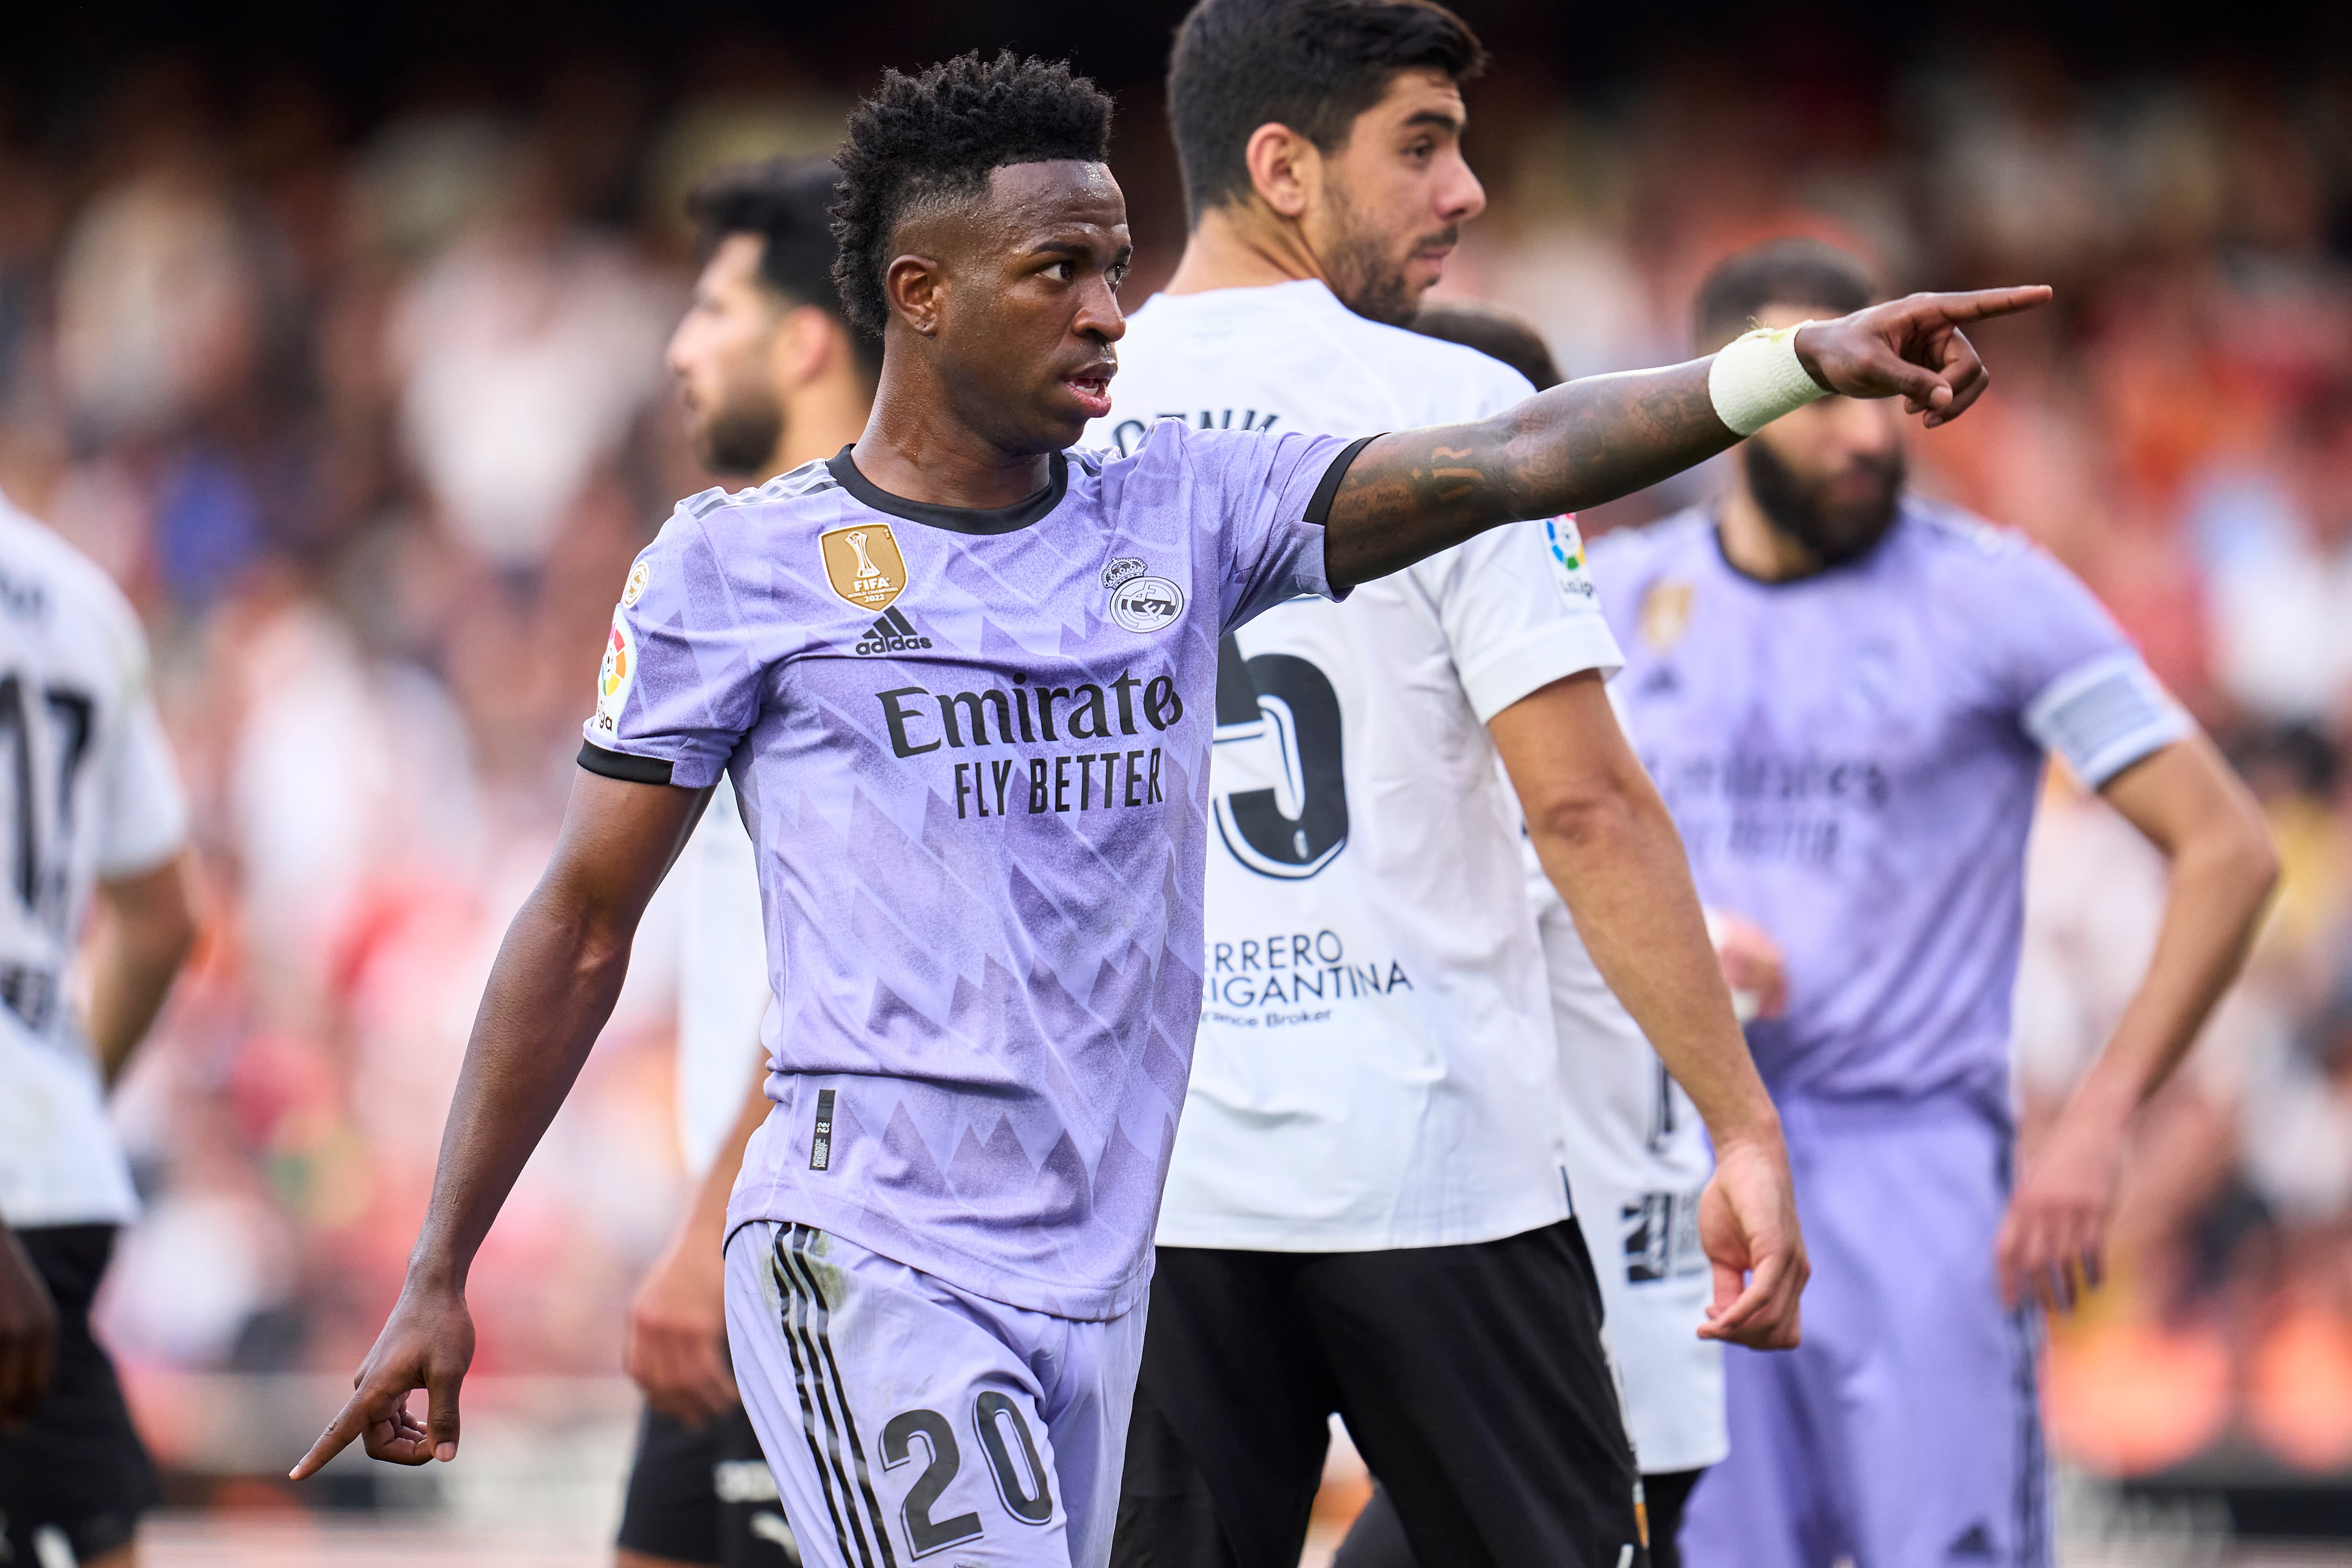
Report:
1708,323,1829,436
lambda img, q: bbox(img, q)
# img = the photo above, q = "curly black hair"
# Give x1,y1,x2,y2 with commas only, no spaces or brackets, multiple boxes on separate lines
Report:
832,50,1115,339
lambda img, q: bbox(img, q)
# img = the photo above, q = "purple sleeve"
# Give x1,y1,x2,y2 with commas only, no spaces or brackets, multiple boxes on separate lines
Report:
1171,423,1367,631
1984,538,2190,783
579,506,764,790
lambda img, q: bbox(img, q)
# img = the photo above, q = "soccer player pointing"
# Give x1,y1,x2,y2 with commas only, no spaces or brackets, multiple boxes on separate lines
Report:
294,51,2042,1568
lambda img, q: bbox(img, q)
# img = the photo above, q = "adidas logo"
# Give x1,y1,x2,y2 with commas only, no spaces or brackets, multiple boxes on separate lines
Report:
855,607,933,655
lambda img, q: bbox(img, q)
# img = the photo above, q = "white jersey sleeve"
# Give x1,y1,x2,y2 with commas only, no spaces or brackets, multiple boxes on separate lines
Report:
1419,513,1622,723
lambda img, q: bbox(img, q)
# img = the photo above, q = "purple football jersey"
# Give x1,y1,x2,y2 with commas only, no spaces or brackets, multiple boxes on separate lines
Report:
586,421,1359,1318
1594,501,2187,1118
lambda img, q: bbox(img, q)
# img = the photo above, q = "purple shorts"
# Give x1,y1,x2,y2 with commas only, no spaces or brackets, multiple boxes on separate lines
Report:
1680,1097,2052,1568
724,1219,1147,1568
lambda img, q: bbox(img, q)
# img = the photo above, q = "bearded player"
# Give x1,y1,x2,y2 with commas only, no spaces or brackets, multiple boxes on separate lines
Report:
1592,240,2275,1568
292,53,2046,1568
617,158,876,1568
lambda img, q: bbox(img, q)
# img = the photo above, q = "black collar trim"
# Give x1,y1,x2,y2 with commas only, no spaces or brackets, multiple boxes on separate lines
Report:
825,446,1067,536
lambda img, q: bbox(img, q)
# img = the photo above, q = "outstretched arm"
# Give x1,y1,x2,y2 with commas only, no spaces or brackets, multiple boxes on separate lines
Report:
291,772,709,1478
1996,735,2278,1311
1321,287,2052,589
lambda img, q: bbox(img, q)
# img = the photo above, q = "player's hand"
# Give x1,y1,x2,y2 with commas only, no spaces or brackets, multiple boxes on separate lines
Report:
290,1278,476,1478
1996,1099,2125,1313
1794,287,2053,429
1705,908,1787,1022
0,1226,57,1425
1695,1133,1808,1350
625,1232,737,1426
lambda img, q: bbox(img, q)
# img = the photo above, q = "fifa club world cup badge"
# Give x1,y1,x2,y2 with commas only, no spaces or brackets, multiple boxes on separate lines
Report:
821,524,908,611
1103,556,1186,634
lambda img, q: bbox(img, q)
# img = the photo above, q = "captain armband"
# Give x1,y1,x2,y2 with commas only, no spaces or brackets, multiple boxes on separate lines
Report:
1708,323,1831,437
2022,652,2193,788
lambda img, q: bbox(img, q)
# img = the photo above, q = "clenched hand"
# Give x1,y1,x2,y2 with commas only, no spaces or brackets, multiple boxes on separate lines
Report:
1696,1133,1809,1350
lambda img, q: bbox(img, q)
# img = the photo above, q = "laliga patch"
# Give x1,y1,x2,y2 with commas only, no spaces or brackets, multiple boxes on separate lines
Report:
1544,514,1596,601
821,524,907,611
621,558,651,608
591,607,636,738
1104,556,1185,634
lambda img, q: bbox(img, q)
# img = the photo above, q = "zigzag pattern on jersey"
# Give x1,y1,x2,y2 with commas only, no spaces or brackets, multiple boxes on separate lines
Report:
678,459,842,521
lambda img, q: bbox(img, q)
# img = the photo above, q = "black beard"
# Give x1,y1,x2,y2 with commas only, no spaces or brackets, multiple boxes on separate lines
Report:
1323,187,1454,327
1745,437,1905,569
696,395,784,478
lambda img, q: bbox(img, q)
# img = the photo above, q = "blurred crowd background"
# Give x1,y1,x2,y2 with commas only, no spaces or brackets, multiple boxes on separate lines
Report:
8,0,2352,1553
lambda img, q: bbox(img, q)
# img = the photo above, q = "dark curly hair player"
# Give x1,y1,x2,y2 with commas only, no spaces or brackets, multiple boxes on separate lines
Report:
292,45,2049,1568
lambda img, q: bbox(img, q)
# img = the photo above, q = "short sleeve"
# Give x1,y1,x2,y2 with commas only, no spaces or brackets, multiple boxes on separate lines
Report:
579,507,765,790
95,670,188,880
1158,423,1367,632
1984,538,2192,786
1422,513,1624,724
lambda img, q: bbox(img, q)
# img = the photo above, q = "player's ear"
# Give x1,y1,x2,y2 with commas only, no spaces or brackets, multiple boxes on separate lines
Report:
1243,122,1316,221
773,304,839,387
883,254,947,338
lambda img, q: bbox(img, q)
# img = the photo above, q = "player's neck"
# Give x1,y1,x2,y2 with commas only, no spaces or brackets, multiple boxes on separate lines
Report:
850,359,1057,510
1163,202,1330,296
1718,483,1828,583
761,372,873,481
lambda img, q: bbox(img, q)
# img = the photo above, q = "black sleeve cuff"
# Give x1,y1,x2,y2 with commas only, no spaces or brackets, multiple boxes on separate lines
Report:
1304,435,1380,527
577,740,675,786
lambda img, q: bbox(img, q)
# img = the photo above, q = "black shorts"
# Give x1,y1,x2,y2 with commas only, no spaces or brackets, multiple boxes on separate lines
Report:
616,1398,800,1566
1109,1218,1643,1568
1335,1469,1705,1568
0,1225,159,1566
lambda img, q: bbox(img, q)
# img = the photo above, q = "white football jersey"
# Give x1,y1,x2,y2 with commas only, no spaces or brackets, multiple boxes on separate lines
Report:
0,489,189,1227
675,773,773,1178
1088,280,1621,1250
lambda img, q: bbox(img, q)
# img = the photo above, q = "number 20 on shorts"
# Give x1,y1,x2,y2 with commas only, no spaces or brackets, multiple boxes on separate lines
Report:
881,1391,1055,1557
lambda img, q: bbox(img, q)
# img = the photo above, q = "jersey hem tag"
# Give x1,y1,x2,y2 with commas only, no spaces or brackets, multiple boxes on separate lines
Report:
810,1089,836,1171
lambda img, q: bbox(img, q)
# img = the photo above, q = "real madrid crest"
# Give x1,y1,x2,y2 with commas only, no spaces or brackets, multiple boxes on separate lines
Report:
1103,556,1185,634
821,524,909,611
1639,579,1694,651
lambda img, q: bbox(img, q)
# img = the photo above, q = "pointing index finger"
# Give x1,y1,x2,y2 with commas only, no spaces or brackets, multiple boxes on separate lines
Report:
290,1390,373,1480
1918,285,2054,325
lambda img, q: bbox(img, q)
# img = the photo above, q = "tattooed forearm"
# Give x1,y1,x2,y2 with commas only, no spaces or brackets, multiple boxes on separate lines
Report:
1322,359,1732,589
